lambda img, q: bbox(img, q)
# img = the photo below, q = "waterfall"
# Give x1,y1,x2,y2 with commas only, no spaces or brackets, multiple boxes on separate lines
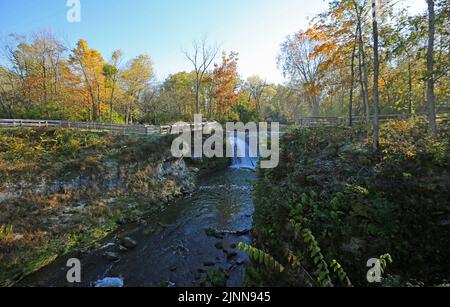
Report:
228,133,258,170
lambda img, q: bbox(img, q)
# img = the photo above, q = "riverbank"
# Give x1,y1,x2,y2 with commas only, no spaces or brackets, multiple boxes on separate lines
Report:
19,168,256,287
248,118,450,287
0,128,228,286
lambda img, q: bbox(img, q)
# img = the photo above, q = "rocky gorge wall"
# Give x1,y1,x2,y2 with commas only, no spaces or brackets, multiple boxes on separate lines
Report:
0,128,228,286
0,157,196,205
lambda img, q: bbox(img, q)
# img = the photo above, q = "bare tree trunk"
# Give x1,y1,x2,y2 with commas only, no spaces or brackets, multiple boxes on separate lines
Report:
125,104,130,125
184,39,219,117
109,80,116,124
349,37,357,126
357,46,365,118
97,83,101,122
354,1,371,123
311,96,320,117
78,60,97,121
408,59,413,115
372,0,380,150
427,0,437,137
360,41,371,123
195,80,200,114
42,57,47,107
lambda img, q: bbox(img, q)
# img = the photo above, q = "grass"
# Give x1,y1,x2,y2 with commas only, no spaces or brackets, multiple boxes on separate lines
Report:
0,127,194,286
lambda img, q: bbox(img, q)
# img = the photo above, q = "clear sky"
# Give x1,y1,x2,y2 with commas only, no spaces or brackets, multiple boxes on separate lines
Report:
0,0,427,84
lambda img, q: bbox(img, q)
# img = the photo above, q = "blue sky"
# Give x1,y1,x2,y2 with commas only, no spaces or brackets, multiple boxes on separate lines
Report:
0,0,427,84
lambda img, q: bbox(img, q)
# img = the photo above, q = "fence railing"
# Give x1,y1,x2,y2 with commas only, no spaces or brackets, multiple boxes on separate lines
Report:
0,119,218,136
0,114,448,134
297,113,449,128
0,119,161,135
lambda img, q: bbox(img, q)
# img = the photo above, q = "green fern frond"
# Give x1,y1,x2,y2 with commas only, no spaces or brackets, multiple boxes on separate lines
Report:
238,242,285,273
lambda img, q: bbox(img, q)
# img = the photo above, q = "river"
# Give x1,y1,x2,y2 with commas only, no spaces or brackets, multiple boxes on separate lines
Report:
21,144,257,287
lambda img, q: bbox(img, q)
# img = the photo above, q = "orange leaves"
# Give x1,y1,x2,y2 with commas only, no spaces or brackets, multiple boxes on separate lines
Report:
213,52,240,116
298,0,361,97
304,81,323,98
305,0,357,62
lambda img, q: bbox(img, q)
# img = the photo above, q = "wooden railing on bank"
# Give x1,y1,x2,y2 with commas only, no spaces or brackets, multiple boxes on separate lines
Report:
0,113,448,135
297,113,449,128
0,119,217,136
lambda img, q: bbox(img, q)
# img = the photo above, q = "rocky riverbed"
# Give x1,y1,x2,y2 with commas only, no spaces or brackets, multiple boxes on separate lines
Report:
20,168,256,287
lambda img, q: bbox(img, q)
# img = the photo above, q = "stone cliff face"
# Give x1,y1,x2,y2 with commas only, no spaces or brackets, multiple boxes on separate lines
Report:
0,129,229,286
0,156,195,205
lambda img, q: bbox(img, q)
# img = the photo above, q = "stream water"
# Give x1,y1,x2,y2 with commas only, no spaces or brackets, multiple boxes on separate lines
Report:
21,135,257,287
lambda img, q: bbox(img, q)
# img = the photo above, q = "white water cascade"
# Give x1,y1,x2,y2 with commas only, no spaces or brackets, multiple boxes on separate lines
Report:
228,133,258,170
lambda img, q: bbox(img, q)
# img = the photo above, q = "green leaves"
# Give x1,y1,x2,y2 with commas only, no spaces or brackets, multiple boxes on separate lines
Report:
303,229,334,287
330,260,352,287
379,253,393,273
238,242,285,273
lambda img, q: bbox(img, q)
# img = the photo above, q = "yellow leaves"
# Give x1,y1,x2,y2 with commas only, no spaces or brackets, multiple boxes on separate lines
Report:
313,41,337,57
306,26,329,42
77,39,88,52
304,82,323,97
71,39,105,70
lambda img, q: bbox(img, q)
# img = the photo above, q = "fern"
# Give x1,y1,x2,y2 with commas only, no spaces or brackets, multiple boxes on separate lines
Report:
379,253,393,274
238,242,285,273
286,250,302,268
302,229,333,287
330,260,352,287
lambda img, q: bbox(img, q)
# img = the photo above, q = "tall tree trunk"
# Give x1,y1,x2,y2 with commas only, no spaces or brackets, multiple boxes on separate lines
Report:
109,78,116,124
372,0,380,150
311,96,320,117
42,57,47,107
195,80,200,115
125,104,130,125
427,0,437,137
354,1,371,123
360,39,370,123
408,59,413,115
97,84,101,122
349,37,357,126
358,46,365,119
78,60,97,122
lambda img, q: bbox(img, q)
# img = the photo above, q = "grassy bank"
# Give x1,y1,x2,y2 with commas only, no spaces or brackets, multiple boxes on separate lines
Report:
247,118,450,287
0,128,199,286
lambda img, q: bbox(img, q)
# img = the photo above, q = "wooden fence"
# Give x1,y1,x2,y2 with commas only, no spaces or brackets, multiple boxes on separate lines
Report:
0,119,217,136
0,114,448,135
297,113,449,128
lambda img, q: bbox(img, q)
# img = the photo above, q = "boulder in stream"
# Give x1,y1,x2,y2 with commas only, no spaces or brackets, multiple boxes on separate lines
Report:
103,251,121,262
120,237,138,249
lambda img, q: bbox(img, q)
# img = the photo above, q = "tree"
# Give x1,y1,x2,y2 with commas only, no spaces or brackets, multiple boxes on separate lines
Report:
0,31,87,120
0,66,16,118
353,0,371,123
120,54,154,124
103,50,123,124
349,37,357,126
69,39,105,121
279,32,325,117
184,38,219,115
426,0,437,136
372,0,380,150
161,72,197,119
245,75,268,113
306,0,360,124
213,51,240,120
